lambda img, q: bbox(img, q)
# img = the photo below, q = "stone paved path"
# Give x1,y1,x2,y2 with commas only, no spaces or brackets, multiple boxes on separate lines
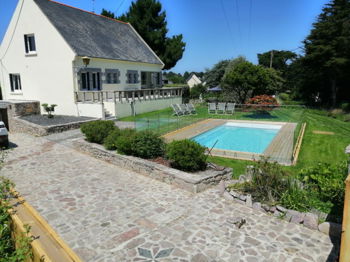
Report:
2,133,339,262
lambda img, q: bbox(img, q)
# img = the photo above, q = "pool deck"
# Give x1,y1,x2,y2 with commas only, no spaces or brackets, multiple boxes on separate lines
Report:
163,119,297,165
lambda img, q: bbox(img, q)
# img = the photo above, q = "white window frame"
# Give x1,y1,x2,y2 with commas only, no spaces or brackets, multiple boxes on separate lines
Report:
24,34,36,55
9,74,22,93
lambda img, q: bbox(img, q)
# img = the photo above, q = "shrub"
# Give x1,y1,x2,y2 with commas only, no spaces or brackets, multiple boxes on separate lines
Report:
246,95,279,112
103,128,121,150
41,103,57,118
131,131,165,159
299,161,348,212
166,139,207,172
236,158,290,204
190,84,207,99
81,120,115,144
341,102,350,112
115,128,137,155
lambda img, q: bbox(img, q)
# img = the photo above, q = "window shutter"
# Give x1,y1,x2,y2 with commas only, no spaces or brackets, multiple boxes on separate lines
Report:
9,75,14,92
30,36,36,51
24,35,29,53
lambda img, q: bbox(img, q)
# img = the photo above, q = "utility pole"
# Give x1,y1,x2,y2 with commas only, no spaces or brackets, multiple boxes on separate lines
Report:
270,50,274,68
92,0,95,13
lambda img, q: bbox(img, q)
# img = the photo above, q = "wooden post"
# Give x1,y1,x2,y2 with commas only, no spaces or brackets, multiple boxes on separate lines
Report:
340,147,350,262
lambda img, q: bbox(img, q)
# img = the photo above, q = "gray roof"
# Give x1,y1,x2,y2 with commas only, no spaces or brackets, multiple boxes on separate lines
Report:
34,0,163,65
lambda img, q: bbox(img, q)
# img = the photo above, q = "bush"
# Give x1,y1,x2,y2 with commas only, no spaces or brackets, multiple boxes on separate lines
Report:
246,95,279,112
131,131,165,159
299,161,348,213
103,128,121,150
235,159,290,204
341,102,350,112
81,120,115,144
115,128,137,155
190,84,207,99
166,139,207,172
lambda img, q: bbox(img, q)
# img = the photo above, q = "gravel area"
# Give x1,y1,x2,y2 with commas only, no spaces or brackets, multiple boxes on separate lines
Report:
20,115,95,126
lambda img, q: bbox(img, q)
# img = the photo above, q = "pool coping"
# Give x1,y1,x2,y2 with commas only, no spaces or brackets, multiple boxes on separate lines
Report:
162,119,297,165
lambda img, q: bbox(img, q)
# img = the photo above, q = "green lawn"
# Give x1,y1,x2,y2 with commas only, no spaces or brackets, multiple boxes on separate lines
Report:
120,105,350,176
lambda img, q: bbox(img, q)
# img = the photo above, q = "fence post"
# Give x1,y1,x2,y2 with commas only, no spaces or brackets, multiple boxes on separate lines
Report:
340,145,350,262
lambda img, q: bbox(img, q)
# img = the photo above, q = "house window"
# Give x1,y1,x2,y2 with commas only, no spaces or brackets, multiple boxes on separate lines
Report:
24,34,36,54
92,72,101,90
126,70,139,84
141,72,147,85
156,72,161,86
79,70,101,90
9,74,22,93
105,69,120,84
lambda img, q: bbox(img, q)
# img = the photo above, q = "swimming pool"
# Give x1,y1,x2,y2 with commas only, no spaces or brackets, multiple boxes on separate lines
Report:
192,122,282,154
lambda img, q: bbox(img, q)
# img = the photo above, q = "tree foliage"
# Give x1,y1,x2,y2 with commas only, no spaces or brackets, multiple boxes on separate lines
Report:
102,0,185,70
298,0,350,106
222,59,284,103
258,50,297,74
203,60,230,88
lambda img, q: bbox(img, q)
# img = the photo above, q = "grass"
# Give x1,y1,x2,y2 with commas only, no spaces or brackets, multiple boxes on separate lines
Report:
120,105,350,176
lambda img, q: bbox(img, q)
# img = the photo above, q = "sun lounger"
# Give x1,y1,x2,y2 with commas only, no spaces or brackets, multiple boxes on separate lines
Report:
217,102,226,114
178,104,190,115
226,103,236,114
171,104,183,116
208,103,216,114
186,103,197,114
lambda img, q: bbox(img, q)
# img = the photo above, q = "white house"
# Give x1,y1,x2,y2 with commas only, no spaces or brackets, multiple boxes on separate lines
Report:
0,0,182,118
186,73,203,88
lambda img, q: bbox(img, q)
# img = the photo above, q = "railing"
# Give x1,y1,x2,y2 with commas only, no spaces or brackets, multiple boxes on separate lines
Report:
340,149,350,262
74,87,183,104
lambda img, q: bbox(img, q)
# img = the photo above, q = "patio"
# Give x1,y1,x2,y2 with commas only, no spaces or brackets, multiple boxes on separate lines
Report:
1,132,338,261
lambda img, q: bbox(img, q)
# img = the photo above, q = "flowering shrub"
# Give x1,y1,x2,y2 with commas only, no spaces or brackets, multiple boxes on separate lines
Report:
246,95,279,112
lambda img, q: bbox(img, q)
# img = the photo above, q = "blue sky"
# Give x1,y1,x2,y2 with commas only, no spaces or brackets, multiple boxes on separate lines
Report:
0,0,329,73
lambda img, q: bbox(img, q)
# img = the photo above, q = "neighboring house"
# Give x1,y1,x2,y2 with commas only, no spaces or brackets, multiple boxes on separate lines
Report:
0,0,182,118
186,73,203,88
162,75,173,85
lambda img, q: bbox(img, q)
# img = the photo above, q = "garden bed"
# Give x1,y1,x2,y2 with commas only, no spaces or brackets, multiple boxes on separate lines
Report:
20,114,93,126
73,138,232,193
11,115,97,136
220,181,342,236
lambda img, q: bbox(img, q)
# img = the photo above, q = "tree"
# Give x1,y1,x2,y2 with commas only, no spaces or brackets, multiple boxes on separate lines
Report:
203,60,230,88
163,71,185,84
102,0,185,70
258,50,297,72
101,9,115,19
300,0,350,106
222,60,283,103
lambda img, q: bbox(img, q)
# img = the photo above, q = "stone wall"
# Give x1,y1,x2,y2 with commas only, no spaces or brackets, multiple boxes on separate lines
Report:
220,180,342,236
8,101,40,117
73,139,232,193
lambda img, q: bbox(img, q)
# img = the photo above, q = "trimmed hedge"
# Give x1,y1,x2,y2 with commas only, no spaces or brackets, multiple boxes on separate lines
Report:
103,128,121,150
81,120,115,144
166,139,207,172
131,131,165,159
115,128,137,155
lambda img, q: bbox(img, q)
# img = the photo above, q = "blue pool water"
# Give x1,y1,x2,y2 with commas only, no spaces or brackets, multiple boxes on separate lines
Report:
192,123,281,154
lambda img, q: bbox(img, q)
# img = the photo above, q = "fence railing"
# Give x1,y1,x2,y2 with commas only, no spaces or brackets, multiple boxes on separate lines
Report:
340,151,350,262
74,87,183,104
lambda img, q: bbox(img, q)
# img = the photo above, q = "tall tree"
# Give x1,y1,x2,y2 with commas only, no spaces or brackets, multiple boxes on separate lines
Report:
222,60,283,103
258,50,297,74
301,0,350,106
101,9,115,19
102,0,185,70
203,60,230,88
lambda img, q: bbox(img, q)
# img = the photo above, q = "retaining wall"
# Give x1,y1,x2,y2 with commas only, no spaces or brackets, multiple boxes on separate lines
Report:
73,138,232,193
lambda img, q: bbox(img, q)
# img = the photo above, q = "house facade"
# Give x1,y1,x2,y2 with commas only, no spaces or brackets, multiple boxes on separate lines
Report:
186,74,203,88
0,0,182,118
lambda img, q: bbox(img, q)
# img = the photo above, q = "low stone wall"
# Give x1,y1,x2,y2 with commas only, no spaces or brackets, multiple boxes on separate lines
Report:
220,180,342,236
10,117,96,136
73,139,232,193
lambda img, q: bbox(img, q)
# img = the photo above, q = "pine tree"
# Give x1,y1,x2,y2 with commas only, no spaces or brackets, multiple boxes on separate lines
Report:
101,0,185,70
302,0,350,106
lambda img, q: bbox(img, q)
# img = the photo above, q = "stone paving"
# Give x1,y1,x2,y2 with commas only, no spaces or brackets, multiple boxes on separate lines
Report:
2,133,339,262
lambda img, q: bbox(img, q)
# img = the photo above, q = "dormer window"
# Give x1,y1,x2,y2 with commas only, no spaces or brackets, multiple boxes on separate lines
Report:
24,34,36,54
